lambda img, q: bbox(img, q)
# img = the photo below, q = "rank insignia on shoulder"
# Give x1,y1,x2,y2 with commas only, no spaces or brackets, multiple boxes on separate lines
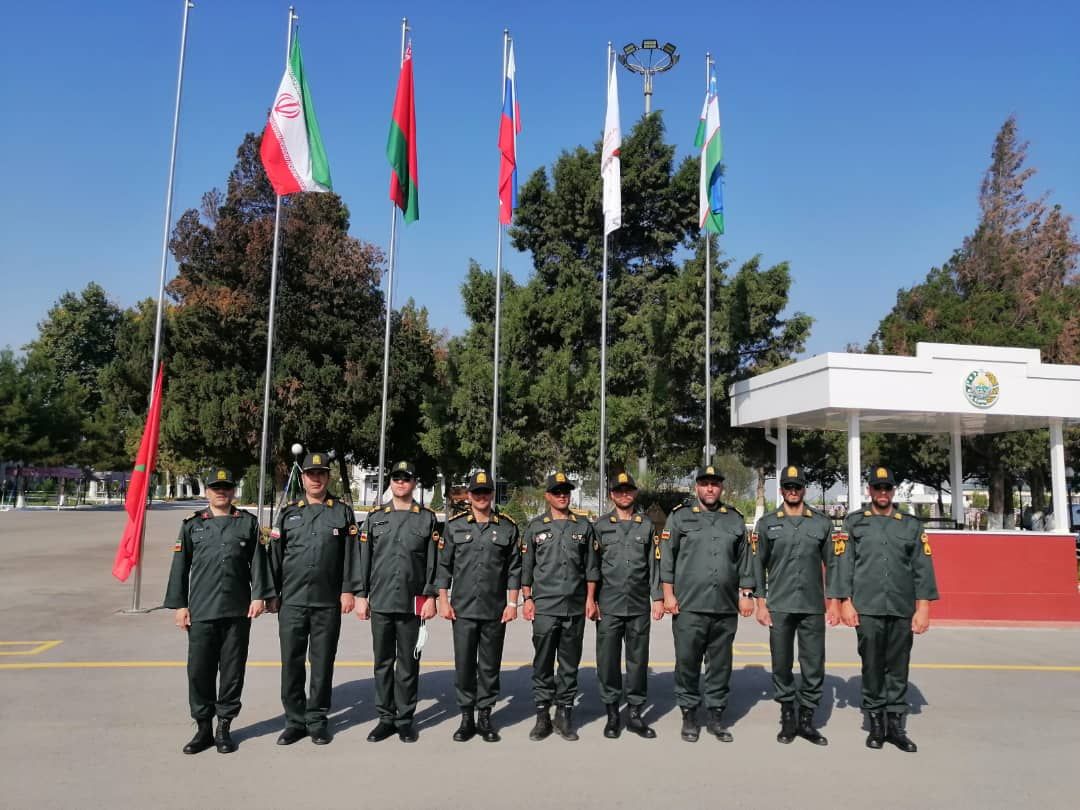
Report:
411,504,421,513
633,515,642,523
719,506,727,514
691,506,701,513
776,510,784,518
326,498,334,507
921,532,932,556
894,512,904,520
863,510,872,517
542,516,551,524
832,531,848,556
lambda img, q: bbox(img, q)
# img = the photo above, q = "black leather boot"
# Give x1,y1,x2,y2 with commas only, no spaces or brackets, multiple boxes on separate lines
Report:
603,703,622,739
276,725,307,745
529,706,553,741
886,712,917,752
706,708,733,742
680,707,700,742
214,718,236,754
777,703,796,744
865,711,885,749
626,705,656,739
365,721,396,743
553,706,579,741
476,708,500,742
797,706,828,746
453,709,476,742
183,719,214,754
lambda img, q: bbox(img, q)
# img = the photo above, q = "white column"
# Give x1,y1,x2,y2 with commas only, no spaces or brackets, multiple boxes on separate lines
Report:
776,417,788,507
1049,418,1068,534
847,411,861,513
950,427,964,527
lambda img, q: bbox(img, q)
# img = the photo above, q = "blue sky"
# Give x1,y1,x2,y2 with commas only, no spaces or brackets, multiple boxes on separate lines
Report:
3,0,1078,357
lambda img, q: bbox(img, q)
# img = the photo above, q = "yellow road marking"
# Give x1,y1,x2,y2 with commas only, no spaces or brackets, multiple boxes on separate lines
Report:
2,659,1079,672
0,640,62,656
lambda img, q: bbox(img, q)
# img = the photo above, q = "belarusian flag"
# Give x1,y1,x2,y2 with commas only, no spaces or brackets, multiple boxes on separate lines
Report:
259,34,332,196
695,63,724,234
387,43,419,224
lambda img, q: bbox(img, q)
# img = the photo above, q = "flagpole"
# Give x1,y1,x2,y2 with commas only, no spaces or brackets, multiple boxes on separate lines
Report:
490,29,509,486
376,17,409,508
599,43,613,507
703,52,713,468
256,6,296,531
128,0,194,612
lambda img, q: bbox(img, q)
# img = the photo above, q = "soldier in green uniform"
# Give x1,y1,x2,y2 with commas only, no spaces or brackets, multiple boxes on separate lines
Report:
521,471,594,742
749,464,832,746
436,469,521,743
165,468,273,755
354,460,438,743
586,471,664,739
660,464,755,743
268,452,362,747
828,466,939,752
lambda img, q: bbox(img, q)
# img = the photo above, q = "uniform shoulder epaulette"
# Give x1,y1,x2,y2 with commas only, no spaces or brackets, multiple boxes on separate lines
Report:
893,511,905,520
671,502,686,513
724,503,743,516
184,509,204,523
495,510,517,526
448,510,469,522
775,510,784,518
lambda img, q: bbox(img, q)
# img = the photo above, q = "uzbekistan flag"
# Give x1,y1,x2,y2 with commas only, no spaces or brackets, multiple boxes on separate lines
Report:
601,54,621,235
259,34,332,196
497,41,520,225
387,43,419,224
694,63,724,234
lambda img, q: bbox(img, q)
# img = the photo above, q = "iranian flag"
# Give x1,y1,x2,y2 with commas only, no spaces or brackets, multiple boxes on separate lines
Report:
387,43,419,223
259,35,332,196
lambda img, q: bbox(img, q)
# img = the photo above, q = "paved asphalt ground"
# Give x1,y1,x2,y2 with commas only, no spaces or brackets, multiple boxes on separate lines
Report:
1,505,1078,809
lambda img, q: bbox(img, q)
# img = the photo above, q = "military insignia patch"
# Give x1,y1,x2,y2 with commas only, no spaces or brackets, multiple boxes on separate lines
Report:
786,466,797,478
555,472,567,483
216,470,227,481
172,540,182,552
397,461,408,470
332,528,340,536
360,530,369,543
313,454,322,465
654,544,661,560
433,530,441,545
438,536,446,551
661,529,671,541
921,531,932,556
477,472,488,484
348,524,358,536
520,542,528,554
618,472,628,484
832,530,848,556
750,531,758,556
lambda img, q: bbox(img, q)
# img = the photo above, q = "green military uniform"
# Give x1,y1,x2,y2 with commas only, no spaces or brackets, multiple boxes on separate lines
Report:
661,490,753,716
750,500,833,710
270,480,362,734
165,502,273,723
436,505,521,711
828,501,939,715
521,508,594,710
587,507,661,708
358,496,438,729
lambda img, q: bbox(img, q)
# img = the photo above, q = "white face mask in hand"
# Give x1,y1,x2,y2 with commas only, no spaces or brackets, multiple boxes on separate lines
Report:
414,620,428,659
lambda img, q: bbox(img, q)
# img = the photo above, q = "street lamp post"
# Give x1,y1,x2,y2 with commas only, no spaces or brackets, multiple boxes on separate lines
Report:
618,39,679,114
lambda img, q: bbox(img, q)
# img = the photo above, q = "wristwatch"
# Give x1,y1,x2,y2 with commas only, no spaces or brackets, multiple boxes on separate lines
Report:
739,589,755,599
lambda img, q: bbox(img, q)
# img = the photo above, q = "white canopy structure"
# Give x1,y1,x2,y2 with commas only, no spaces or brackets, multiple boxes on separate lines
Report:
730,343,1080,531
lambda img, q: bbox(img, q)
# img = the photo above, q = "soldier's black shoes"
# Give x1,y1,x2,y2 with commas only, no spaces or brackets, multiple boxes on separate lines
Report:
276,725,308,746
398,725,418,743
529,706,553,741
626,706,656,739
885,712,917,753
797,706,828,746
366,721,397,743
453,709,476,742
214,718,236,753
706,709,733,742
476,708,500,742
680,708,700,742
777,704,797,744
603,703,622,739
865,712,885,749
553,706,579,741
310,725,333,745
183,719,214,754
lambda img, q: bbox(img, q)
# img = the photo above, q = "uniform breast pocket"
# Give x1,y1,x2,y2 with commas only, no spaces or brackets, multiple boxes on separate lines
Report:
405,527,430,553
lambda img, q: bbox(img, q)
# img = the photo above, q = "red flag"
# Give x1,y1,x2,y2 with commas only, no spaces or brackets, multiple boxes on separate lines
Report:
387,43,419,223
112,364,165,581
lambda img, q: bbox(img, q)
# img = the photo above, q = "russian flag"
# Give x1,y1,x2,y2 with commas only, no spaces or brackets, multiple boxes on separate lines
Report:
498,40,520,225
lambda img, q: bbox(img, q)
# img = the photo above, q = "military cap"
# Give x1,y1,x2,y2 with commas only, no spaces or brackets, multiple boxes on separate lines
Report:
609,470,638,491
468,469,494,493
869,466,896,487
206,467,235,488
301,452,331,472
389,460,417,479
544,471,576,492
695,464,725,483
779,464,806,487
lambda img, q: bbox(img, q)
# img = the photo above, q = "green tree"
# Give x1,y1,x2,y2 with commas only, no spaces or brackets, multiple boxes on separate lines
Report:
871,117,1079,525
